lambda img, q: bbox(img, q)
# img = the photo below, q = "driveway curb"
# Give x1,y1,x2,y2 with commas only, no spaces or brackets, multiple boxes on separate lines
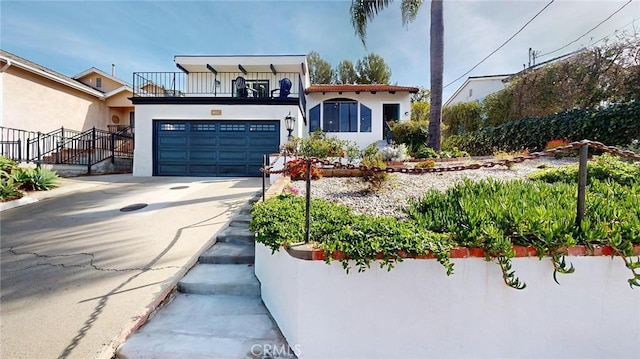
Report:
0,196,38,212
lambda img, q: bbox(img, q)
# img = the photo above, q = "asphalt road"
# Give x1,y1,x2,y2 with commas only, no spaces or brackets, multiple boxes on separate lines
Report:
0,174,262,359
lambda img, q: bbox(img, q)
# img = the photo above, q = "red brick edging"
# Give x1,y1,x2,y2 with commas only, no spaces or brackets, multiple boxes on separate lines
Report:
285,244,640,261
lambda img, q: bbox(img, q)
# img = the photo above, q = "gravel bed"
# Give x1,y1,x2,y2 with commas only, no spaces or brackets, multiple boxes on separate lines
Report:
288,158,578,219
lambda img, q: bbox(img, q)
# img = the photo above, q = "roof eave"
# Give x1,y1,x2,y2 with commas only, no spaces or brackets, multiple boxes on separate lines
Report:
1,56,104,98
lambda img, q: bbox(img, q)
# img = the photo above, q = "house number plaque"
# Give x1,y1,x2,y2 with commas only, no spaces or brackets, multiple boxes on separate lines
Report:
210,110,222,116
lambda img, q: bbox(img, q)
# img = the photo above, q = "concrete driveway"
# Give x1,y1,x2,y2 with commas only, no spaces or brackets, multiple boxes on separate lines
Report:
0,174,262,359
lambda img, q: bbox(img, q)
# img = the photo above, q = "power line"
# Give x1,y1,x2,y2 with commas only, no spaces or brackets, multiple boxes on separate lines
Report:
444,0,555,89
587,16,639,48
538,0,633,58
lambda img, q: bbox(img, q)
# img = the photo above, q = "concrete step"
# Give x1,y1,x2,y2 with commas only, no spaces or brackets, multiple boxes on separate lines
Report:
239,203,254,215
200,242,255,264
178,264,260,296
116,294,293,359
229,213,252,228
217,227,255,244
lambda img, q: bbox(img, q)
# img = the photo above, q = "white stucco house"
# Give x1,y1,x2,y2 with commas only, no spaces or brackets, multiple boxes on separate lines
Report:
444,74,510,107
131,55,418,177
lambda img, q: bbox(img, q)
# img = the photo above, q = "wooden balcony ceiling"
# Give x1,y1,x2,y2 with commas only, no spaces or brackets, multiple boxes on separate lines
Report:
174,55,307,75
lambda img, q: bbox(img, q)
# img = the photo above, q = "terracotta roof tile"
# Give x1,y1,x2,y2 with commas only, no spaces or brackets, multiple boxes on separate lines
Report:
305,84,419,94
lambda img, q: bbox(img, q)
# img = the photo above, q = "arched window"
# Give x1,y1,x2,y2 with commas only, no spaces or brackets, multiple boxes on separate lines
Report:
360,104,372,132
322,98,357,133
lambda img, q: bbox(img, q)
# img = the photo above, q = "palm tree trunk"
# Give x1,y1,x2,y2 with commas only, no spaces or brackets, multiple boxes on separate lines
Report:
427,0,443,151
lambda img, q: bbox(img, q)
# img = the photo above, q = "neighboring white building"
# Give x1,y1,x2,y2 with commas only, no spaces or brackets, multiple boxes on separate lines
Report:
444,74,510,107
131,55,418,177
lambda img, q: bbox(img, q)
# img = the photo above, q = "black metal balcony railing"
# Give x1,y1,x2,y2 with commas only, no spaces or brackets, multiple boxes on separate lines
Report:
133,71,303,99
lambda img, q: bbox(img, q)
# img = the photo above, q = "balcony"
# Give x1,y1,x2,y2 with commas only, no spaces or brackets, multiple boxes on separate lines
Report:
133,71,303,99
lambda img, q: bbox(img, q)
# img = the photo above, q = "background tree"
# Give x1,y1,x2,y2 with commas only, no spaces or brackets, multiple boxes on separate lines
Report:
411,87,430,103
442,101,483,136
307,51,334,84
350,0,443,151
355,53,391,84
336,60,358,84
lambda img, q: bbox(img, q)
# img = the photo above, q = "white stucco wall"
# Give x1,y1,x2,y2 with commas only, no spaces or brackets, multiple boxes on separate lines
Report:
306,92,412,149
255,243,640,359
445,76,508,106
133,104,303,176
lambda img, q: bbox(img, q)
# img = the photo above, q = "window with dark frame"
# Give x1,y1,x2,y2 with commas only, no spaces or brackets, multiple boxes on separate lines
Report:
322,99,357,133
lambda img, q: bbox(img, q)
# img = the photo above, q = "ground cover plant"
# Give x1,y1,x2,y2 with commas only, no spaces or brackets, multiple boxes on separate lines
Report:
0,156,60,201
253,153,640,289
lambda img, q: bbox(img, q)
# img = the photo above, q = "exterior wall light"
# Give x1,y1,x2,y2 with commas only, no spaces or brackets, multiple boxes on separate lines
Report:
285,112,296,140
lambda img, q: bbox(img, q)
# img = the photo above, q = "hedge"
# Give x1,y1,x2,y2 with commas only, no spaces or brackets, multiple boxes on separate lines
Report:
443,101,640,156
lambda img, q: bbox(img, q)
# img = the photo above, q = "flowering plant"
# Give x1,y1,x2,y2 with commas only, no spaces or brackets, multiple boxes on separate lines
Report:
545,139,570,150
286,158,321,181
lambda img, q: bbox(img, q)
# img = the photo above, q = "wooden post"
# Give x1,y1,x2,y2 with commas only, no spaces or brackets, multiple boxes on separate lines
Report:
262,154,267,202
576,144,588,228
305,159,312,244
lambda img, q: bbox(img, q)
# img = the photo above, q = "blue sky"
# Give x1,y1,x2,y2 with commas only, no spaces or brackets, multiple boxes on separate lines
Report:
1,0,638,101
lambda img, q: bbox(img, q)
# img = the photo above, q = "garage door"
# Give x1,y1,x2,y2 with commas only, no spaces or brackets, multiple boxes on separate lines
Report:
154,120,280,177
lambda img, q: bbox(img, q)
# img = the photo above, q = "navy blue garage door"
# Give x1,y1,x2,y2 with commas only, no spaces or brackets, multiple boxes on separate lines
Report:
154,120,280,177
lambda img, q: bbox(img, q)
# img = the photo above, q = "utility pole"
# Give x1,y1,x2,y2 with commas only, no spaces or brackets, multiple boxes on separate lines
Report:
528,48,540,68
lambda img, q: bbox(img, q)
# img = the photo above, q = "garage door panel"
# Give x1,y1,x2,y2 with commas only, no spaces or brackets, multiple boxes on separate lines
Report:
189,165,218,174
218,151,248,161
218,136,249,146
158,137,188,146
190,151,217,160
154,120,279,177
158,151,188,160
190,137,218,146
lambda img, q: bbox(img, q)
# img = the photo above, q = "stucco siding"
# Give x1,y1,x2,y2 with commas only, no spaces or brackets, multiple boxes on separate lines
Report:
306,92,412,149
106,91,134,108
2,66,108,132
76,73,121,93
446,77,508,106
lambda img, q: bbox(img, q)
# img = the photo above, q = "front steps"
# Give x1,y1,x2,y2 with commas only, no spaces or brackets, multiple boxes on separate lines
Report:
117,193,296,359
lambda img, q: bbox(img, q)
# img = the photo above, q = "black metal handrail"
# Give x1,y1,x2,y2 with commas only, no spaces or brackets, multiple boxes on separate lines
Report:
0,126,38,162
133,71,303,98
49,128,134,172
24,127,82,163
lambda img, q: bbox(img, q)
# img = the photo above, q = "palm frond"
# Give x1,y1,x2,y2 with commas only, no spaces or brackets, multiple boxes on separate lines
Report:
401,0,424,26
350,0,393,46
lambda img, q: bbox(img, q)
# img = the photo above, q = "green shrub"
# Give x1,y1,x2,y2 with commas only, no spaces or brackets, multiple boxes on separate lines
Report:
528,154,640,186
11,167,60,191
414,160,435,169
408,177,640,288
390,119,428,154
0,156,18,178
290,130,359,160
439,147,470,159
360,153,388,192
250,194,454,274
0,177,23,201
443,101,640,156
416,145,440,159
